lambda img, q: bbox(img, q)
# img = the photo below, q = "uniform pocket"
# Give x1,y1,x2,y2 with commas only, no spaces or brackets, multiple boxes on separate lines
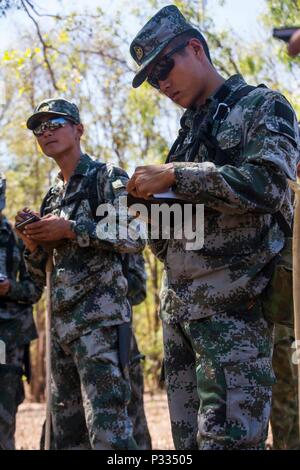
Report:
224,357,275,445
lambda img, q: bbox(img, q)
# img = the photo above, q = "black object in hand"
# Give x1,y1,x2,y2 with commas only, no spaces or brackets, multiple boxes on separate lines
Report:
15,214,41,232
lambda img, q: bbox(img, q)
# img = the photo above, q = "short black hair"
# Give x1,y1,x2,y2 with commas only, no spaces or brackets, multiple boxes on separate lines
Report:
169,29,212,64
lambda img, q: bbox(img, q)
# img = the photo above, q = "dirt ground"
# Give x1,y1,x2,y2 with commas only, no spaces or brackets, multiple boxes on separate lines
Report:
15,391,272,450
15,392,174,450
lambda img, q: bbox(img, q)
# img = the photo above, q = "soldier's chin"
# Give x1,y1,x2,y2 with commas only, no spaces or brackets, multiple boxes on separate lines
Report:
173,92,193,109
43,145,62,158
43,150,57,158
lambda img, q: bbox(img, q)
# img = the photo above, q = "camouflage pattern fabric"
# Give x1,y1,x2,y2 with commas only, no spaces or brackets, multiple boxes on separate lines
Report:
40,331,151,450
24,154,145,345
0,216,40,450
49,327,137,450
149,74,298,324
26,98,81,130
145,72,298,448
0,346,25,450
0,216,41,346
130,5,202,88
270,324,300,449
24,153,144,449
39,253,152,450
163,301,275,450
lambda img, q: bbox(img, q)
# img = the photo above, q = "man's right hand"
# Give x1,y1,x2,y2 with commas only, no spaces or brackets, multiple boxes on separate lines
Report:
15,207,39,253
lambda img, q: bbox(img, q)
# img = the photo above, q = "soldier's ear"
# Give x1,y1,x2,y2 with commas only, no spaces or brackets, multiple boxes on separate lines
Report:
75,123,84,140
189,39,205,61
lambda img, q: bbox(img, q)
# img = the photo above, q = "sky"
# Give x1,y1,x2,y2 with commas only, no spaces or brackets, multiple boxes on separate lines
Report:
0,0,267,52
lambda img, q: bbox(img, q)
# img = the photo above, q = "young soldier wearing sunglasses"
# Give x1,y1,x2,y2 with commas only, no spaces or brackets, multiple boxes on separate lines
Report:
15,98,146,449
127,5,299,450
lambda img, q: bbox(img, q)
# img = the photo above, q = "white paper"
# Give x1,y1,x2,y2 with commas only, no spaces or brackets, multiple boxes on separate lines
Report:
153,190,180,199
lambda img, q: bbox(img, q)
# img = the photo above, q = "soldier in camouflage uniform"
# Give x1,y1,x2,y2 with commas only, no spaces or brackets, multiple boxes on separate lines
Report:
15,99,145,450
270,326,299,449
40,251,152,450
0,174,42,450
127,5,299,449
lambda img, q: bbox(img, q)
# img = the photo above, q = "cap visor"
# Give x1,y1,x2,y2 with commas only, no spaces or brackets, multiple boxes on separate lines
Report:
131,40,170,88
26,111,77,130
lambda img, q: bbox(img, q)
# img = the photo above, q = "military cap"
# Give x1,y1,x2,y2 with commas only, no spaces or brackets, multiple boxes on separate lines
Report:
130,4,201,88
27,98,81,130
0,173,6,211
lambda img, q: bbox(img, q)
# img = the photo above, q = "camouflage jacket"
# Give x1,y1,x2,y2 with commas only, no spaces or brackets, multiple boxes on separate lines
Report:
24,154,145,344
149,74,298,324
0,215,41,347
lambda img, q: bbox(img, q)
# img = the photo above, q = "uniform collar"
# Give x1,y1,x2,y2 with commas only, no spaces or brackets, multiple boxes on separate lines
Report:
180,74,247,130
73,153,93,176
56,153,93,183
210,74,247,106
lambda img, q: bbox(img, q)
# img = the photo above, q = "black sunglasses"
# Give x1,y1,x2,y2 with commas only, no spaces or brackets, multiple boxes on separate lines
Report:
33,117,73,136
147,42,189,89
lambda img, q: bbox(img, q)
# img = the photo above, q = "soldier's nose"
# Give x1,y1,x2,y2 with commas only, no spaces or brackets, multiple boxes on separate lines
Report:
42,129,53,138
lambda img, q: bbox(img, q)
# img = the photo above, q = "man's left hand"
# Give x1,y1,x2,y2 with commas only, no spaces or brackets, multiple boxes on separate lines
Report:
126,164,175,199
0,279,11,296
23,214,76,242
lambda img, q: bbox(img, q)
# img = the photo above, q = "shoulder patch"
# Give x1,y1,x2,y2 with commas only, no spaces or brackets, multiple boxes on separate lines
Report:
264,97,298,147
274,101,294,127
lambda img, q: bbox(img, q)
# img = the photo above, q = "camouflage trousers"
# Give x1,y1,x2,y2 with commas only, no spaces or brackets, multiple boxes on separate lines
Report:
0,346,25,450
42,330,151,450
270,324,300,449
162,300,275,450
50,325,137,450
128,334,152,449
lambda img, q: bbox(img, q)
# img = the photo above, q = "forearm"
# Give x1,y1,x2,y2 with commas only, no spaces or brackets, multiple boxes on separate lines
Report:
173,160,288,215
172,90,298,216
69,218,146,254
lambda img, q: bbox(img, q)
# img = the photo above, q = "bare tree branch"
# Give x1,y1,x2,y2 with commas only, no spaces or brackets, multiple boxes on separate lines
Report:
77,48,133,72
25,0,62,19
20,0,60,91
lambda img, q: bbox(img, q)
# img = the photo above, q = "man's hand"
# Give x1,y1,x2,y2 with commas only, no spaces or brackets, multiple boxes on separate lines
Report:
15,208,40,253
126,164,175,199
0,279,11,296
288,29,300,57
22,213,76,242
